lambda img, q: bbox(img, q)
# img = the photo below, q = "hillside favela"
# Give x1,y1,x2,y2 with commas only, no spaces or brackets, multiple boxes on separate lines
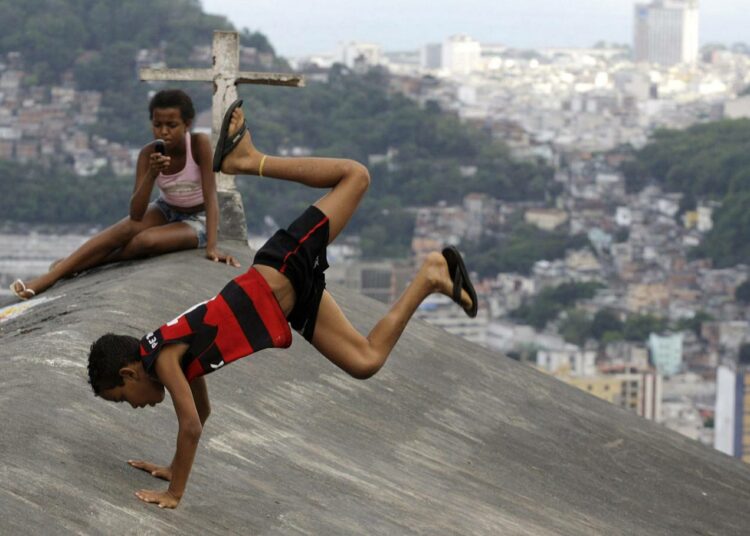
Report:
2,0,750,494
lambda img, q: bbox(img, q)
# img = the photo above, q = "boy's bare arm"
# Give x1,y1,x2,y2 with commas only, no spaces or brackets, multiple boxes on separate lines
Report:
128,347,209,483
135,343,202,509
190,376,211,426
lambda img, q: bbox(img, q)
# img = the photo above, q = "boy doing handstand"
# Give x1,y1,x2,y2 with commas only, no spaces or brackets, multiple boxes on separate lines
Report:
87,101,478,509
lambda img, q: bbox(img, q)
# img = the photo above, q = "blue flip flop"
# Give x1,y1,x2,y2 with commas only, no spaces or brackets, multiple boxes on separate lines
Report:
212,99,247,172
442,246,478,318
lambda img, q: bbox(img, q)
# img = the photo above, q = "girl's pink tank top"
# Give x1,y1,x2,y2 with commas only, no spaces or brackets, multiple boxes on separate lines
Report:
156,133,204,208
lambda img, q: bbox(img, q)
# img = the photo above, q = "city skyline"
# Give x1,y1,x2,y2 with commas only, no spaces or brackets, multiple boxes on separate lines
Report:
201,0,748,57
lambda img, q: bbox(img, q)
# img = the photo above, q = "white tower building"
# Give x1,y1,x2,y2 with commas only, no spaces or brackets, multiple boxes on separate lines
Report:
441,35,481,76
634,0,699,66
714,361,750,461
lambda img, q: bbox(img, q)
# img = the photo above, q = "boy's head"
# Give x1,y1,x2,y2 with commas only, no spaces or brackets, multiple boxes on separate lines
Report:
88,333,165,408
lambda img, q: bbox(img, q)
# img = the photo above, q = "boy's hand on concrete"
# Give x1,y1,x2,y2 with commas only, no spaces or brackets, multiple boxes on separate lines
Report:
134,489,180,509
128,459,172,481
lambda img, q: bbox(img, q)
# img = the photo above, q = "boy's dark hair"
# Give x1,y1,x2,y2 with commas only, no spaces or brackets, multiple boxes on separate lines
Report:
149,89,195,123
88,333,141,395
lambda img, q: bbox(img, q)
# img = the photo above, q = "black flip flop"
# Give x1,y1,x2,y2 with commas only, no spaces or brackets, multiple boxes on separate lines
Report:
212,99,247,172
442,246,478,318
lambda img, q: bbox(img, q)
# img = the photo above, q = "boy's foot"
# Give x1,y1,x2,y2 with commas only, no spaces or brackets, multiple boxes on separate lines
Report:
10,279,36,301
212,100,263,175
422,250,477,317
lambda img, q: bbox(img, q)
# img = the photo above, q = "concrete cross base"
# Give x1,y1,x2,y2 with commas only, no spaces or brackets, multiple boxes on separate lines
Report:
217,189,249,242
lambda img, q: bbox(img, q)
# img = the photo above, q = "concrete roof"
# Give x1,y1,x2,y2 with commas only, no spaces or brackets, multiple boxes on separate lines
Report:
1,242,750,535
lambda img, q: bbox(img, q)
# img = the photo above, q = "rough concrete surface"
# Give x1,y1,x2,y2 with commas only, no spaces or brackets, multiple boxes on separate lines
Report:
1,242,750,535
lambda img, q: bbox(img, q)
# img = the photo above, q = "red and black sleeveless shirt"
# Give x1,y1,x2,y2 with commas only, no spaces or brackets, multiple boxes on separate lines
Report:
139,267,292,382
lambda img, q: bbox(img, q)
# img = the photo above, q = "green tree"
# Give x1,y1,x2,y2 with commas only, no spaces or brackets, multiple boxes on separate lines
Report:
601,330,625,344
0,159,133,225
619,119,750,267
559,309,592,346
623,314,668,342
692,191,750,267
736,281,750,304
591,309,623,340
511,282,601,329
461,224,590,278
675,311,713,338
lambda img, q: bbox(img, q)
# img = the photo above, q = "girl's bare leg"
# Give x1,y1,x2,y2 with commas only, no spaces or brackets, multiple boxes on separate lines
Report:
107,222,199,261
311,252,474,380
12,206,167,297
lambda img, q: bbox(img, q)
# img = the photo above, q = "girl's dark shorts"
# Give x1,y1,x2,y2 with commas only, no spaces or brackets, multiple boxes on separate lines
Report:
253,205,330,342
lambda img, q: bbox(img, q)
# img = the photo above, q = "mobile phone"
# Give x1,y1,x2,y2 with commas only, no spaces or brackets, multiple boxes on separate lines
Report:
154,139,166,155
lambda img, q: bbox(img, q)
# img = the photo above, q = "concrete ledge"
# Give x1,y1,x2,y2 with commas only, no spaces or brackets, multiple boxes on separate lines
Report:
1,244,750,535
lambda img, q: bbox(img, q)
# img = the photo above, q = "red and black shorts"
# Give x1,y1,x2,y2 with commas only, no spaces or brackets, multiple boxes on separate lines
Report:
253,205,330,342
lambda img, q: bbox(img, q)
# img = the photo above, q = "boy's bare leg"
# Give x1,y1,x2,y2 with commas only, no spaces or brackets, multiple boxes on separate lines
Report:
12,207,167,297
219,107,369,243
219,105,474,376
311,252,474,380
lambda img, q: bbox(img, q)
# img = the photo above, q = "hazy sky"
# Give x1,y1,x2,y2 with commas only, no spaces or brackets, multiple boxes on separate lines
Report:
200,0,747,57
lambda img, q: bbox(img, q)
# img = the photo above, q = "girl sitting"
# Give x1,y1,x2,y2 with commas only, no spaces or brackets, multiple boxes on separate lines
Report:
11,89,238,300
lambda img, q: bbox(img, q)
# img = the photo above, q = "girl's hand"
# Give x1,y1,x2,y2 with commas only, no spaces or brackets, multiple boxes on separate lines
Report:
134,489,180,509
128,459,172,481
206,247,240,267
148,152,171,176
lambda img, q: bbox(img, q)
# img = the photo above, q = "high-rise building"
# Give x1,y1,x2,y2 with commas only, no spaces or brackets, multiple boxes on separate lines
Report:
441,35,481,76
634,0,699,66
714,360,750,462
